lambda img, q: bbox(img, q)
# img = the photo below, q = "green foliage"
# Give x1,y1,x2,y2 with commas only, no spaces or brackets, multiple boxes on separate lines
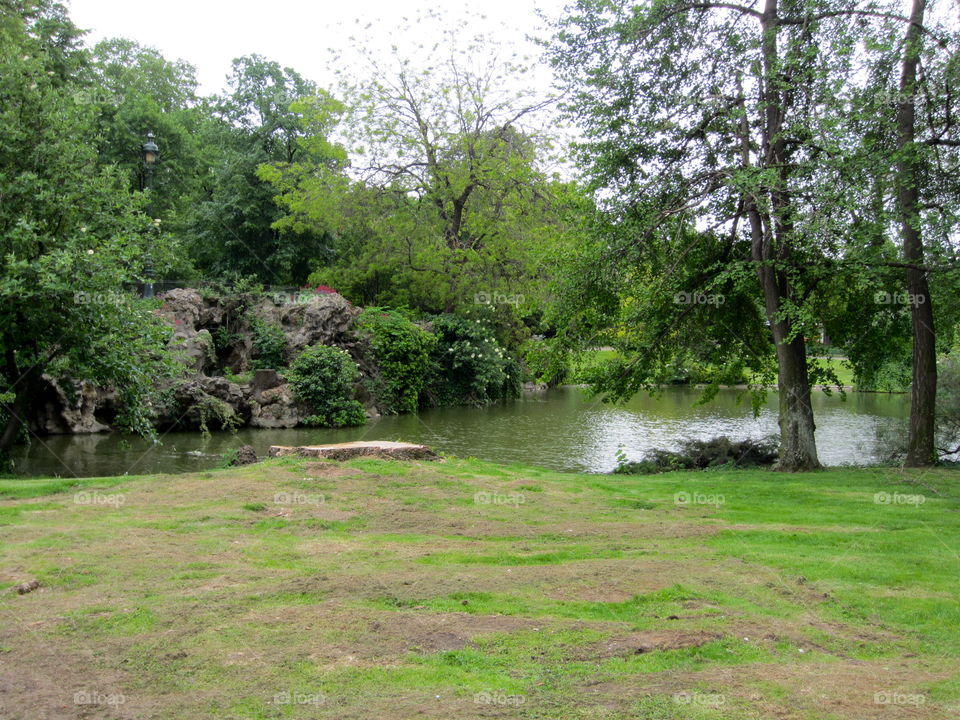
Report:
286,345,366,428
0,1,179,450
186,56,346,285
520,339,569,386
263,18,582,314
249,316,287,370
424,315,521,407
356,309,435,414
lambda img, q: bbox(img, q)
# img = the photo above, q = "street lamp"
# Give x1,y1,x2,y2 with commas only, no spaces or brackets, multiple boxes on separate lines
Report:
141,132,159,298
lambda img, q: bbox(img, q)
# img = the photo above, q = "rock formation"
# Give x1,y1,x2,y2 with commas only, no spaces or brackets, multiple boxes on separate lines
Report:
28,288,368,435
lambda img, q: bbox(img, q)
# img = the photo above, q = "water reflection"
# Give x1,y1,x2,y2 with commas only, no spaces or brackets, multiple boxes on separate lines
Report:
10,386,908,477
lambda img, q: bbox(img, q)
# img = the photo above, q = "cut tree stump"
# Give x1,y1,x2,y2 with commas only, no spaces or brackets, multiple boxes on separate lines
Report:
268,440,440,462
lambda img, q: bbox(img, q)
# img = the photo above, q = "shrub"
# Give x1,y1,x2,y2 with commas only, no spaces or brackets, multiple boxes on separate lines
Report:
250,316,287,369
614,435,779,474
424,314,521,406
286,345,367,427
357,308,435,414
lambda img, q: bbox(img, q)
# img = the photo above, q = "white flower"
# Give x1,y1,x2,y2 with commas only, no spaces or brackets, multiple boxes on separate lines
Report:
86,249,94,255
79,226,87,233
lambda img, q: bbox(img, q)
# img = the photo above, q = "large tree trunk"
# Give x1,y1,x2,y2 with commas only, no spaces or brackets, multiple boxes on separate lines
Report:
898,0,937,467
748,0,820,471
773,329,820,470
747,205,821,470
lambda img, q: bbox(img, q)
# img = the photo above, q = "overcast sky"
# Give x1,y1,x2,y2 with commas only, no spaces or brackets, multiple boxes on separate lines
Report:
67,0,570,96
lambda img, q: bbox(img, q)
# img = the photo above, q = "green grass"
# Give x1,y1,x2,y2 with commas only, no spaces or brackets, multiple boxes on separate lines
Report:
0,458,957,718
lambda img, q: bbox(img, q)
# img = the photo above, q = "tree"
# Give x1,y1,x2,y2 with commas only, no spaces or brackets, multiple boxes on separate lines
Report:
262,16,575,313
546,0,936,469
86,37,206,241
0,0,176,454
186,55,334,285
824,2,960,463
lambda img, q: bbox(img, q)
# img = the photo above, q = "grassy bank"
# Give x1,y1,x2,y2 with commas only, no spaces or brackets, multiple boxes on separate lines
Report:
1,458,957,719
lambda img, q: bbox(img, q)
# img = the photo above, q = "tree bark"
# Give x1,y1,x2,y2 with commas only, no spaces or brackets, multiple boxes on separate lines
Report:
749,0,820,470
898,0,937,467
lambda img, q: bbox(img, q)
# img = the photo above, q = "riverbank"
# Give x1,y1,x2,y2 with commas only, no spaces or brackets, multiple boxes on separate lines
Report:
7,386,909,477
1,458,957,718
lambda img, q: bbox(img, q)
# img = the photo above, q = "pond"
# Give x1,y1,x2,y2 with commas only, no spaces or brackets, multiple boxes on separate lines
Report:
9,386,908,478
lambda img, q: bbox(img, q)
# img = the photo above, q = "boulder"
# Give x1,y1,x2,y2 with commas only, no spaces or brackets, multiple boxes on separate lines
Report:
250,383,299,428
274,293,360,358
157,376,250,430
156,288,204,329
158,289,215,373
229,445,259,466
31,376,112,435
250,369,283,399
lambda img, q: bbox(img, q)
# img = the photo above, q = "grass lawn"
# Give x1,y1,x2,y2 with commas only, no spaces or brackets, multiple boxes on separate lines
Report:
0,457,957,719
810,357,857,389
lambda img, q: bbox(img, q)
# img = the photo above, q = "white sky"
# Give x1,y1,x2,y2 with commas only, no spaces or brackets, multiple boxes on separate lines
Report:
66,0,570,96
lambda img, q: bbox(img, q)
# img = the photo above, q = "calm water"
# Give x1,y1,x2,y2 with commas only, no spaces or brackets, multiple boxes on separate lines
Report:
10,386,908,477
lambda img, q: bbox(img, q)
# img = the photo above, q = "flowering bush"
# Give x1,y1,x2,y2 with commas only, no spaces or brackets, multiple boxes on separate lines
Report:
425,314,521,406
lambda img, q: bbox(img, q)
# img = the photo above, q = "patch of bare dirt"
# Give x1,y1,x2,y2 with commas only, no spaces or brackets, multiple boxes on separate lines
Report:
571,630,722,660
303,462,359,479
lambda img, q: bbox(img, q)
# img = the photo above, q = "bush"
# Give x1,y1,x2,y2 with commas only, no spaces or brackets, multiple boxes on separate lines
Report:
424,314,521,406
614,435,779,474
250,316,287,369
286,345,367,428
357,308,435,414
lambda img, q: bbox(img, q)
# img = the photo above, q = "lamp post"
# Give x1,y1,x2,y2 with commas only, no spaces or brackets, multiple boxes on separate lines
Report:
141,132,159,298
